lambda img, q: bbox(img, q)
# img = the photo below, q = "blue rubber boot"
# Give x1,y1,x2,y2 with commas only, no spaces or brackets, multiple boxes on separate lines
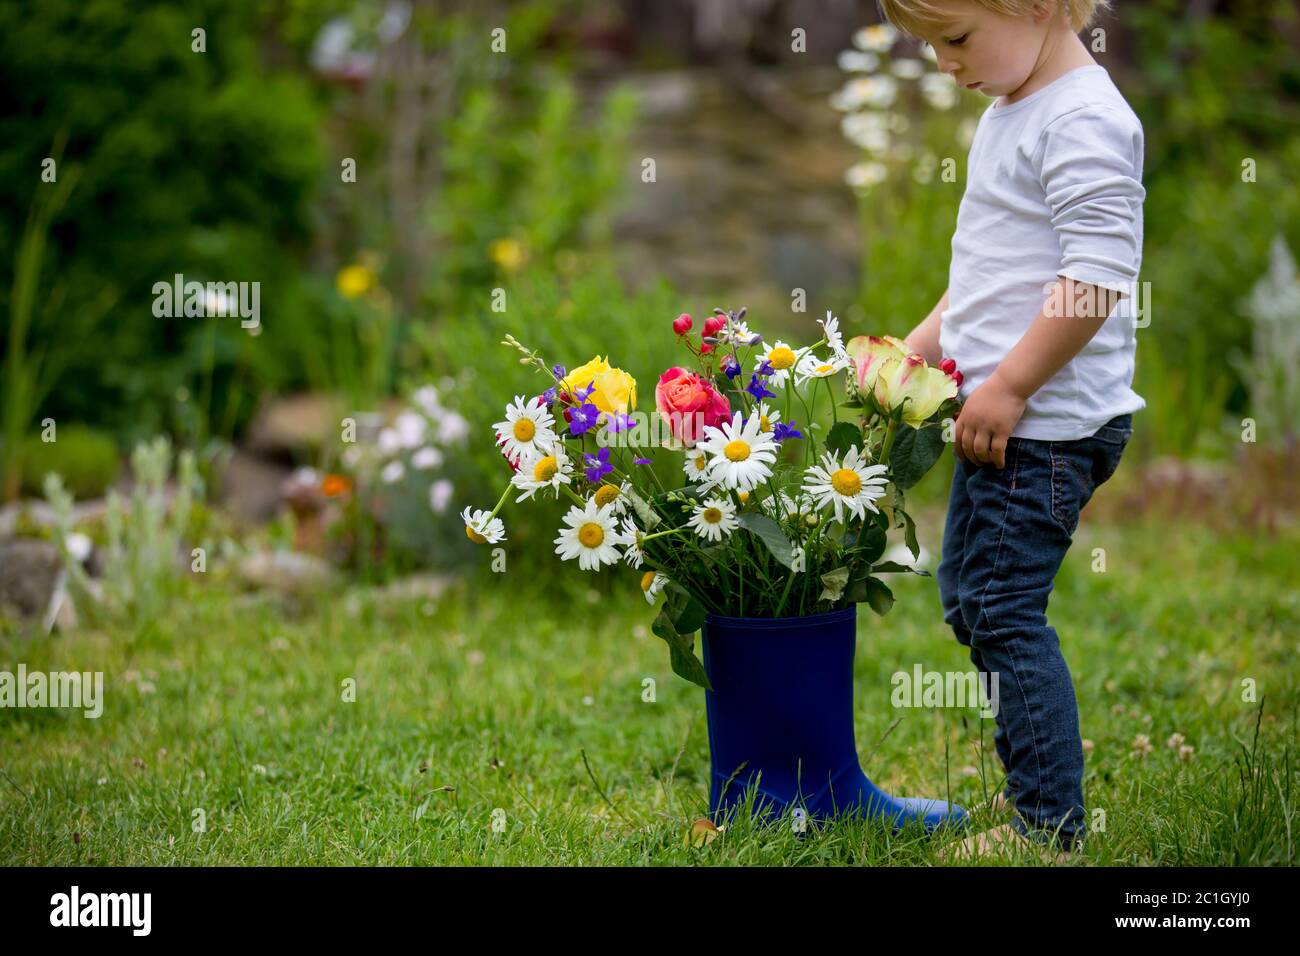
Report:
702,605,967,834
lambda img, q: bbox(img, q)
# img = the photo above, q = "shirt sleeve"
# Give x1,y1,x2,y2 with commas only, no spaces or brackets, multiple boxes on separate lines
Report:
1036,106,1145,293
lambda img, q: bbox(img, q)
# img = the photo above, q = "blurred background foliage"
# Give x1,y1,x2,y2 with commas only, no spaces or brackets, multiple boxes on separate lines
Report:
1,0,1297,573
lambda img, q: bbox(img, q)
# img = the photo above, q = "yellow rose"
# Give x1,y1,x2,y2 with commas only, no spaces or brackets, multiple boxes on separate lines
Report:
561,356,638,417
845,334,913,396
872,353,958,428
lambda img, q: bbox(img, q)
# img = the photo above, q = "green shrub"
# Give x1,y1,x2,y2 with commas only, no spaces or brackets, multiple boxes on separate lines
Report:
20,424,120,500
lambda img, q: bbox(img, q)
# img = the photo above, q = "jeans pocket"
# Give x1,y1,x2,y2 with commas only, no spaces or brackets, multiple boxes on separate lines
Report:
1049,442,1094,536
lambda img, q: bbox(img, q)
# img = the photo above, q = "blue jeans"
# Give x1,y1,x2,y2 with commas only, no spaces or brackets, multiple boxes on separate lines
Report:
936,413,1133,853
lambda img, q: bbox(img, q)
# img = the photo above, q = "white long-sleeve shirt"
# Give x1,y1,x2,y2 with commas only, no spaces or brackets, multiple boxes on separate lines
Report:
940,64,1147,440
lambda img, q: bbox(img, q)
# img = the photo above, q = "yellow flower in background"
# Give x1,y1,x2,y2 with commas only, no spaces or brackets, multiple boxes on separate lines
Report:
561,356,638,417
489,237,527,273
337,263,377,299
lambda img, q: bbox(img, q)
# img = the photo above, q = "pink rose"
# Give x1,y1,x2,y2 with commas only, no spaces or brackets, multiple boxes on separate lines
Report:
655,367,731,447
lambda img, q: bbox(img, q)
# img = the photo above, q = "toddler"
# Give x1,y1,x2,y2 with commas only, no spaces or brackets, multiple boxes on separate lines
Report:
880,0,1145,860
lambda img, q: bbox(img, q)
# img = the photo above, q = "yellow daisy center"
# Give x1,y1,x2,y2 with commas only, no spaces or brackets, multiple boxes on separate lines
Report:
768,346,796,369
533,455,559,482
702,507,723,524
640,571,657,592
831,468,862,497
465,523,487,544
513,418,536,442
693,455,708,471
739,491,749,502
594,484,621,507
724,440,751,462
759,415,771,432
816,364,835,375
578,522,605,548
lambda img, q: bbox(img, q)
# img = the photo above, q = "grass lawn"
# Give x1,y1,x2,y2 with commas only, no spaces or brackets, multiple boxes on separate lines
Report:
2,513,1296,866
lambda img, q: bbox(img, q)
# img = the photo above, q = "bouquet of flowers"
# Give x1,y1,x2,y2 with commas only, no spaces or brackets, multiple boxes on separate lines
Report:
462,308,963,689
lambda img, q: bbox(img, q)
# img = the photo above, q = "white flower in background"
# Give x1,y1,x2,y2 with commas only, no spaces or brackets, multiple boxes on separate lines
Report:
510,446,575,502
913,150,939,184
845,161,889,194
794,350,851,387
688,497,738,543
377,427,402,456
921,72,958,110
394,410,427,449
920,42,938,62
802,446,890,523
891,58,925,79
619,516,644,568
554,499,625,571
819,311,847,360
494,394,558,463
841,113,891,153
411,446,443,470
682,447,720,491
837,50,880,73
641,571,668,604
437,411,469,445
753,340,808,388
832,75,899,111
380,460,406,484
697,411,780,493
461,506,506,544
413,385,442,417
718,317,758,345
750,401,782,436
883,541,933,569
889,142,916,164
888,112,910,134
429,479,453,513
853,23,898,53
342,445,363,468
958,117,977,148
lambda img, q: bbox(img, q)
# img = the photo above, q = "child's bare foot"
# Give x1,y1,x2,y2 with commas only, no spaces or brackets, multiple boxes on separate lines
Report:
936,823,1073,865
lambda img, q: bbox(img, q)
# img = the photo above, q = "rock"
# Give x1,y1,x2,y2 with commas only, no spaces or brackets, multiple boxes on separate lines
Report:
0,537,62,620
245,393,347,458
237,549,339,596
213,448,293,524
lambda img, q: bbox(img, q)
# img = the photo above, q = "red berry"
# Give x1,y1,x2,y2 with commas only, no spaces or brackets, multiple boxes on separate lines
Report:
953,370,964,386
939,358,956,374
703,315,726,336
673,313,693,335
700,343,714,355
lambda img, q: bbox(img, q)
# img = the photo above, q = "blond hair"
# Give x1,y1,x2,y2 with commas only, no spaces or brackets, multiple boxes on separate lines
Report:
877,0,1111,37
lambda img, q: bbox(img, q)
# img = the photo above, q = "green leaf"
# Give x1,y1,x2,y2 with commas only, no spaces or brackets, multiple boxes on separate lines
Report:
652,608,712,690
666,585,706,635
861,577,895,616
624,485,662,529
854,518,887,564
888,422,948,490
872,560,932,577
901,509,920,560
826,421,864,459
736,512,795,569
819,566,850,603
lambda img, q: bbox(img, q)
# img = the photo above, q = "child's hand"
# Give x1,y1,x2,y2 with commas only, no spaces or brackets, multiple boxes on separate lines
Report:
953,368,1027,469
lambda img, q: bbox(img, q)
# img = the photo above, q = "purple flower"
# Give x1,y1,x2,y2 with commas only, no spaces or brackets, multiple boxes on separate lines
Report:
542,386,557,405
606,412,635,433
575,382,597,401
722,355,742,380
634,456,652,465
584,446,613,483
568,402,601,436
756,358,775,378
773,420,803,442
551,364,567,380
746,374,776,402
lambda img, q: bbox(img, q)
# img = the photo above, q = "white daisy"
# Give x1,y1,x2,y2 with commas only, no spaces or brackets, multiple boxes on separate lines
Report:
641,571,668,605
430,479,453,513
461,506,507,544
395,410,428,449
750,401,782,436
688,497,739,543
619,516,645,568
510,446,575,502
380,460,405,484
682,448,722,492
697,411,780,493
753,340,808,388
553,499,625,571
802,446,889,523
819,311,848,361
794,350,851,387
493,394,558,463
764,489,817,524
719,317,759,346
592,479,632,517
